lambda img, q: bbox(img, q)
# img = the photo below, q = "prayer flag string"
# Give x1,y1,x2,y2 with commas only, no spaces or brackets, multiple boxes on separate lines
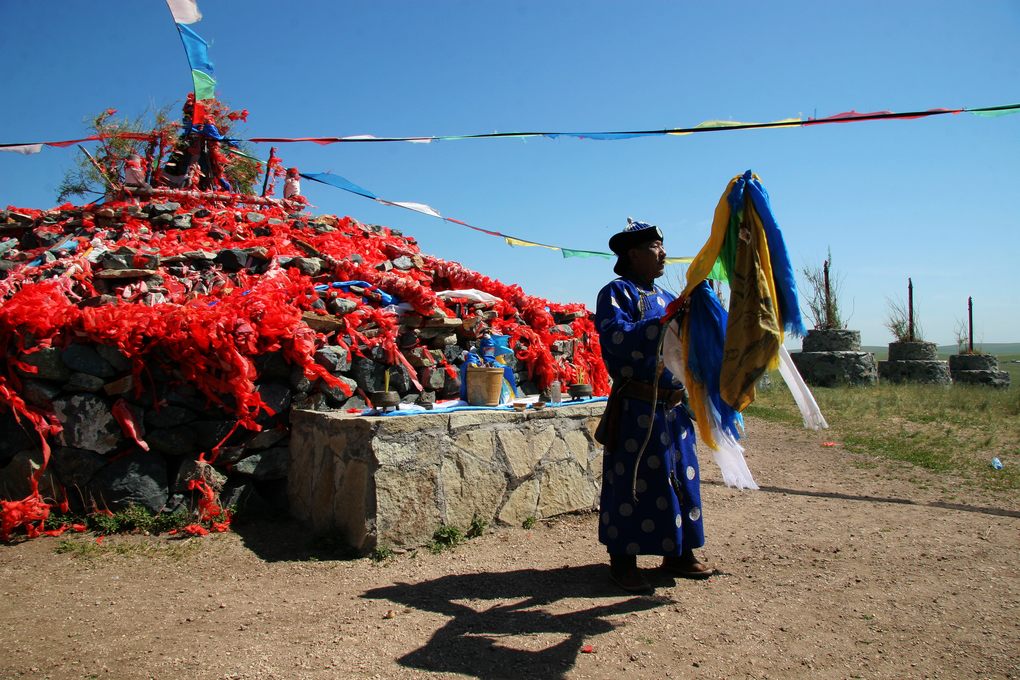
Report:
3,103,1017,155
290,165,695,264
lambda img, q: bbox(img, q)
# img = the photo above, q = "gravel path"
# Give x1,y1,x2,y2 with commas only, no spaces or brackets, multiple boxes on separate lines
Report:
2,418,1018,679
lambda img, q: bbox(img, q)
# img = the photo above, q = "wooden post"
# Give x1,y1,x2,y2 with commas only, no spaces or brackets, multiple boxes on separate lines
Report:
907,278,914,342
968,296,974,353
261,147,277,197
823,258,832,328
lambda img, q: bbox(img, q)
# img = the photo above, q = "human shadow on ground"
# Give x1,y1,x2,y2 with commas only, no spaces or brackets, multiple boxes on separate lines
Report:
362,563,670,679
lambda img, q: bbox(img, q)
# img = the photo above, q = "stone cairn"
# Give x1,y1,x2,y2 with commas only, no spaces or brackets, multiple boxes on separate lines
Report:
0,198,608,539
791,329,877,387
878,341,951,384
948,353,1010,388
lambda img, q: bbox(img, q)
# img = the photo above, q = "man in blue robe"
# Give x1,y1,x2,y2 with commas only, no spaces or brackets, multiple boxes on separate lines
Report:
594,218,713,593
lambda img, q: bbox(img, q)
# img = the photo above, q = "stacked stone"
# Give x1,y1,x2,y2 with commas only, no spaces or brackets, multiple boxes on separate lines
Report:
948,353,1010,388
0,199,602,528
878,341,951,384
790,329,877,387
288,403,605,552
0,341,301,517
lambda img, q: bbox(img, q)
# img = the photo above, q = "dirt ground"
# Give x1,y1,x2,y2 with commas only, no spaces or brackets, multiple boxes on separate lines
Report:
2,418,1018,680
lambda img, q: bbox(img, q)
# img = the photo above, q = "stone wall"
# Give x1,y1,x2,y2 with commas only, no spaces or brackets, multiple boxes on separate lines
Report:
949,353,1011,388
287,402,605,552
878,341,951,385
791,329,877,387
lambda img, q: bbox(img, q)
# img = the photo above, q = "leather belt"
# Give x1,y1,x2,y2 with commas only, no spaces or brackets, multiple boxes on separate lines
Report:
617,379,687,409
594,378,688,446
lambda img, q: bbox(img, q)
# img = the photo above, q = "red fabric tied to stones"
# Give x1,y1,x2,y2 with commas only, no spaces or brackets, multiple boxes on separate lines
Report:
0,198,609,540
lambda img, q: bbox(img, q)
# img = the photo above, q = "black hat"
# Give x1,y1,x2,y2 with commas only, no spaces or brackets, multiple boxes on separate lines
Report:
609,218,663,276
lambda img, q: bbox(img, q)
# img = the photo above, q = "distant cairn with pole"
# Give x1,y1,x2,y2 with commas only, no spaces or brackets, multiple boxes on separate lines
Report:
791,251,877,386
877,278,950,385
948,296,1010,388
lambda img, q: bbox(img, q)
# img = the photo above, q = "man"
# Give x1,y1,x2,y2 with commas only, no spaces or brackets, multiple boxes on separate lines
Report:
594,218,713,593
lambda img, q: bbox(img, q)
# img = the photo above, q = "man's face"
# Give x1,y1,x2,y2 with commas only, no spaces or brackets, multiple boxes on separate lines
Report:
628,239,666,281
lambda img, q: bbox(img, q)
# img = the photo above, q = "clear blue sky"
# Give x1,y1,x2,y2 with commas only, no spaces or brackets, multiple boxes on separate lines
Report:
2,1,1018,346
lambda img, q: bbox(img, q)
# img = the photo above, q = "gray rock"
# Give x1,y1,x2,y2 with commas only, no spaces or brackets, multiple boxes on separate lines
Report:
441,345,464,365
289,365,312,392
62,344,118,378
146,426,198,456
233,446,289,480
51,446,107,486
65,372,106,392
0,412,36,465
350,356,384,393
293,392,331,411
551,339,575,355
245,427,287,451
215,249,251,272
791,351,878,387
392,256,414,270
171,214,192,229
952,369,1010,388
552,310,585,324
948,354,999,371
888,341,939,362
22,379,61,408
103,374,135,397
0,449,59,501
246,211,267,224
256,383,292,421
255,351,292,381
419,366,447,391
343,395,369,411
878,359,951,385
147,202,180,215
315,345,351,373
192,420,238,451
328,297,359,316
144,404,198,429
100,252,136,270
94,344,131,372
52,394,121,454
802,329,862,352
164,385,208,411
318,375,359,404
89,451,168,513
17,347,70,381
214,446,248,466
285,257,323,276
442,370,463,398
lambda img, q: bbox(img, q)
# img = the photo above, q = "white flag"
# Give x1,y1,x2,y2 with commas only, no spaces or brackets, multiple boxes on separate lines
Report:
166,0,202,24
0,144,43,155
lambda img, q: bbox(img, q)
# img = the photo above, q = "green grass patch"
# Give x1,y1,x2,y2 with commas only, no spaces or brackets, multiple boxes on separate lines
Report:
54,536,201,560
466,514,487,539
428,525,465,554
46,505,193,536
752,378,1020,491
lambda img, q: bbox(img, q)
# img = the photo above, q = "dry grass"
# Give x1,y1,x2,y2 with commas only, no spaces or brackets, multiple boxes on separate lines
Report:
746,378,1020,492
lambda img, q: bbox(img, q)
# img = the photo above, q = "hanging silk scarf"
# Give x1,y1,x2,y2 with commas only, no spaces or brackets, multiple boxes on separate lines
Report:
660,171,826,489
